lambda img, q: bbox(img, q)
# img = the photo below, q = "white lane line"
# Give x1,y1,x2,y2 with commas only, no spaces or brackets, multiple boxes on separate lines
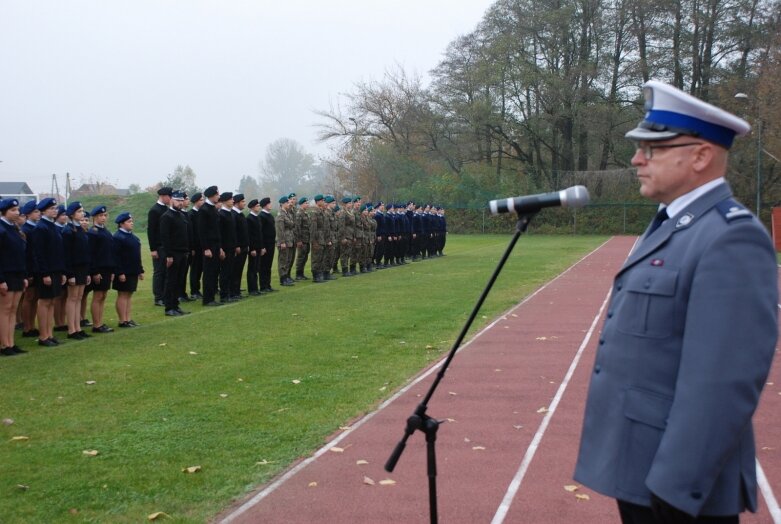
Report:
219,238,616,523
490,286,612,524
757,459,781,523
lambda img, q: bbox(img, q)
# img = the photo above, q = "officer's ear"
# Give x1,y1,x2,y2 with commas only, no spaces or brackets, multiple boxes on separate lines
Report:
690,141,720,175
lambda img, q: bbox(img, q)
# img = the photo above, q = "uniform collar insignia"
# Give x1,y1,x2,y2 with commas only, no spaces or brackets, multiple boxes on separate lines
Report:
675,213,694,228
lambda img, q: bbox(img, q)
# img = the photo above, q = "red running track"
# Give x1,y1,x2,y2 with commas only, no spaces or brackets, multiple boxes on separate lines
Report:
217,236,781,524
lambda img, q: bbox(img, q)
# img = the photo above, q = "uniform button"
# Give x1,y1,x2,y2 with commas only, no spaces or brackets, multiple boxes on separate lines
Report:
607,310,614,318
616,283,623,291
594,365,601,374
691,491,702,500
599,338,605,345
644,281,651,289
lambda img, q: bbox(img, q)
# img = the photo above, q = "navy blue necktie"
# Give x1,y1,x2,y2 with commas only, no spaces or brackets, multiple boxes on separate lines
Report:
646,208,669,237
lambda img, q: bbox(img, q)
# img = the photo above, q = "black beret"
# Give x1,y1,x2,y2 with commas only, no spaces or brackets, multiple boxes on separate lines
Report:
191,192,203,203
248,199,259,208
233,193,245,203
204,186,219,198
259,197,271,207
219,192,233,202
157,187,173,196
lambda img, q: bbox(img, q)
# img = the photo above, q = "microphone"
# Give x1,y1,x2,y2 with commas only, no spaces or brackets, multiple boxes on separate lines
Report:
488,186,590,215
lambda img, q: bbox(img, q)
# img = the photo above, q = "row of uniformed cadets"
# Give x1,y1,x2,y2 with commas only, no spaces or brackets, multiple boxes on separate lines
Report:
148,188,448,309
0,197,144,355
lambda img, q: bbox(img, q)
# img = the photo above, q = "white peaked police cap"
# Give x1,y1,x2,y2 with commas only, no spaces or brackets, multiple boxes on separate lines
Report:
625,80,751,149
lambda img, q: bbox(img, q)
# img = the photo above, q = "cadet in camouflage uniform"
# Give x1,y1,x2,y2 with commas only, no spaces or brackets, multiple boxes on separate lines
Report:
357,204,370,273
323,196,338,280
294,196,311,280
275,196,296,286
287,193,298,274
331,204,342,274
339,197,355,277
367,204,377,271
309,194,329,283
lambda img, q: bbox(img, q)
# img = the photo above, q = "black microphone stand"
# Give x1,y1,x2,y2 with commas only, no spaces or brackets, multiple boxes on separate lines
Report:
385,212,538,524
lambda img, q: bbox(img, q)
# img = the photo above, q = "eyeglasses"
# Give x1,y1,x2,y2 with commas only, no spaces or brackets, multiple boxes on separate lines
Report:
636,142,704,160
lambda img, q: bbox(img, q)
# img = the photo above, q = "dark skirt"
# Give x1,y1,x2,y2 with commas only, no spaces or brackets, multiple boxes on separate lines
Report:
69,265,89,286
91,270,112,292
38,273,64,299
3,272,26,292
112,274,139,293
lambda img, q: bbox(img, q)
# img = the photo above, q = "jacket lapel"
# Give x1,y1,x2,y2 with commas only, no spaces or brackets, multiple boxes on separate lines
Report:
620,184,733,275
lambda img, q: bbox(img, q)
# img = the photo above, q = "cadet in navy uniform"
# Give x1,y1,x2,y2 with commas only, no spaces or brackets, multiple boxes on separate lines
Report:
31,198,66,347
246,199,265,295
258,197,276,292
88,206,116,334
0,199,28,356
231,193,249,299
197,186,223,306
218,192,238,302
574,81,778,523
20,200,40,337
148,187,172,306
112,212,143,327
187,192,204,299
160,191,191,316
61,202,91,340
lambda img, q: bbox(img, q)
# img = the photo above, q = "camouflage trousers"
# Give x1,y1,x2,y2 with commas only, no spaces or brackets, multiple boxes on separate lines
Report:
295,242,310,276
277,245,294,280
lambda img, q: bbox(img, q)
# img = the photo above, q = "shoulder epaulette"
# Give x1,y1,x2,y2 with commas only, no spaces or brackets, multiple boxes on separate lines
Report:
715,199,753,222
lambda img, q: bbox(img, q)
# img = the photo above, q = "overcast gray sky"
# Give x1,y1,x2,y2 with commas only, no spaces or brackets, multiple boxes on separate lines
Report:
1,0,495,196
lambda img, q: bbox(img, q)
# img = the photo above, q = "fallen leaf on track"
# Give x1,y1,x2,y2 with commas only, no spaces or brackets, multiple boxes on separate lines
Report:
356,460,369,465
472,446,486,451
380,479,396,486
448,391,457,396
363,476,375,485
564,485,579,492
330,447,344,453
537,407,549,413
575,494,590,501
308,482,317,487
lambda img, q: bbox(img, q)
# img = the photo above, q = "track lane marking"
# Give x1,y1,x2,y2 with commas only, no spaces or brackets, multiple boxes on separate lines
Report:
758,459,781,523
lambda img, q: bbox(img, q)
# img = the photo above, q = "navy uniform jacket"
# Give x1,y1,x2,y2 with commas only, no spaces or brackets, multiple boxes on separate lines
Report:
259,210,276,248
61,222,91,277
374,211,385,237
160,208,189,254
88,225,116,273
0,218,26,282
147,202,167,252
247,213,264,251
233,209,249,251
188,208,201,253
113,229,144,276
197,202,221,251
21,221,37,277
218,208,237,251
31,218,66,277
574,183,778,517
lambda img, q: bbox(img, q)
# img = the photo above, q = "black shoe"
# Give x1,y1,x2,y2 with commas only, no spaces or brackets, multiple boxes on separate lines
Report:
128,320,140,327
48,337,60,345
1,347,16,356
15,322,23,330
204,301,223,307
280,280,294,287
118,321,133,328
154,300,165,307
54,325,68,332
68,332,86,340
175,308,190,315
80,319,93,327
165,309,181,316
11,346,27,354
179,295,193,302
22,329,40,338
38,338,58,347
190,292,203,300
92,325,114,333
249,290,263,296
78,330,91,338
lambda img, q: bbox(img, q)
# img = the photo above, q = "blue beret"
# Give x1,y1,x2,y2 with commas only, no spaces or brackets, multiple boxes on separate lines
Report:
278,195,288,204
324,195,335,203
297,196,308,205
20,200,37,215
91,205,107,216
56,205,67,217
66,202,83,216
83,211,90,218
115,212,132,225
0,198,19,212
388,204,395,209
37,198,57,211
626,80,750,149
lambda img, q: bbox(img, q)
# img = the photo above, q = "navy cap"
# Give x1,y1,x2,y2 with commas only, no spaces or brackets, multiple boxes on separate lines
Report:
91,205,107,216
83,211,90,218
388,203,395,210
259,197,271,207
66,201,83,216
56,205,67,218
0,198,19,212
219,192,233,202
37,198,57,211
115,212,132,225
191,192,203,203
204,186,219,198
626,80,750,148
172,190,186,200
248,199,259,208
158,186,173,196
297,196,308,205
20,200,38,215
278,195,288,204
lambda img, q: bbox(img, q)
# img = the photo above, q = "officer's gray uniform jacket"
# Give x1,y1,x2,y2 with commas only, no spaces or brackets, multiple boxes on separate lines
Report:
574,183,778,517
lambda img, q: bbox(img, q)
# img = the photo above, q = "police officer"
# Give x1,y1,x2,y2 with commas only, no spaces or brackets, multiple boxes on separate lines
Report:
198,186,223,306
275,196,296,286
148,187,172,306
160,191,190,316
294,196,311,280
575,81,778,523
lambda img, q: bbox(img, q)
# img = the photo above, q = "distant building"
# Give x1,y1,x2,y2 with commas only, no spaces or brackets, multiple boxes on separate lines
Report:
70,183,130,198
0,181,37,201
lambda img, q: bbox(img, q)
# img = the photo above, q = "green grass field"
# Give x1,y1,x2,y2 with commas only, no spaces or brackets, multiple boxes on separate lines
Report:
0,234,607,523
